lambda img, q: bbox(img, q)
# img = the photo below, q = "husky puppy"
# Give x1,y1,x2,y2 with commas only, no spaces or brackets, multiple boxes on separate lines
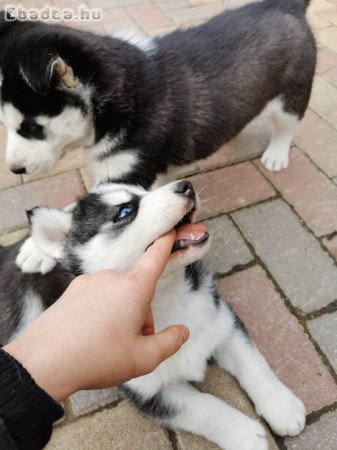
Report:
0,0,315,185
0,180,305,449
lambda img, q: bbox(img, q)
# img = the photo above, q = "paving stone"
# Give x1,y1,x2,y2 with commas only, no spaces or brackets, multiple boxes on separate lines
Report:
69,388,121,417
0,171,84,231
127,2,173,31
310,76,337,130
189,162,275,220
285,410,337,449
257,147,337,237
0,229,28,247
79,167,95,191
0,125,21,190
202,215,253,275
316,47,337,86
166,2,226,24
88,0,145,9
217,265,337,413
294,109,337,177
46,401,172,450
197,115,271,170
309,0,336,13
154,0,190,11
307,10,332,29
317,26,337,52
103,17,143,35
22,147,86,183
99,7,129,25
308,311,337,372
232,199,337,313
316,6,337,25
176,365,278,450
323,233,337,259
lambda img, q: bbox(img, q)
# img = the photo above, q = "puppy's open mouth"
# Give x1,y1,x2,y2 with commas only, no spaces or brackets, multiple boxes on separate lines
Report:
172,208,209,252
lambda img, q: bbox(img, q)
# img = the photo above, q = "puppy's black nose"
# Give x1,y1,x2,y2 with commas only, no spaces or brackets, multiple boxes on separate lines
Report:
11,167,26,174
175,180,195,199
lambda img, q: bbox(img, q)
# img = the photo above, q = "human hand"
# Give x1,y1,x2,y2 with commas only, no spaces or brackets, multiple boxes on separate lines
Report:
4,231,189,402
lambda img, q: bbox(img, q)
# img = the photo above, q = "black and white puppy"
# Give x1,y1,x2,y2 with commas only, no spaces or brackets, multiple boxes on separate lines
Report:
0,181,305,449
0,0,315,185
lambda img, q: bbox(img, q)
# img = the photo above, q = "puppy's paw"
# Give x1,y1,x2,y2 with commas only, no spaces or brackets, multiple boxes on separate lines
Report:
223,412,268,450
261,148,289,171
255,383,306,437
16,237,57,275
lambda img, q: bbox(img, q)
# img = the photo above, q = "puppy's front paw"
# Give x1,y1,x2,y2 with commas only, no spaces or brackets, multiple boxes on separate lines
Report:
16,237,57,275
255,383,306,437
261,148,289,171
224,412,268,450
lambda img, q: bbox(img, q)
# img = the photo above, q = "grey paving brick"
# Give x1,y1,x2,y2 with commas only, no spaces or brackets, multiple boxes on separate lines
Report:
202,215,253,275
285,410,337,450
47,401,172,450
232,199,337,313
308,311,337,372
69,387,121,417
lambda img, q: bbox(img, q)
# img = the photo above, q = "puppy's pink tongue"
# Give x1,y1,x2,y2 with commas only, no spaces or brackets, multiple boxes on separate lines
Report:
176,223,206,241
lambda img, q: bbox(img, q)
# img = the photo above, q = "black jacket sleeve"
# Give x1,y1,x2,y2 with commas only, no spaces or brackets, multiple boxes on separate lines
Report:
0,349,64,450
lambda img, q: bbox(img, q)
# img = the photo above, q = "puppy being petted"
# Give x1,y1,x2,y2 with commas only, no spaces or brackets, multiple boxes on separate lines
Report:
0,180,305,449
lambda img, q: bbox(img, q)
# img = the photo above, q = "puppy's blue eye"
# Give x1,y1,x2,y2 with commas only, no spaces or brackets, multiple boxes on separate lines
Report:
117,206,133,220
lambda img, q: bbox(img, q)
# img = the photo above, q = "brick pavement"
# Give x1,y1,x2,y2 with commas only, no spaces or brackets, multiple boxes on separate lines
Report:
1,0,337,448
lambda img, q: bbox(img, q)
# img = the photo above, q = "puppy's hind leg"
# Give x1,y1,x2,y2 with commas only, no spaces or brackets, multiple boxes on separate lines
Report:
122,382,268,450
260,97,300,172
214,304,306,437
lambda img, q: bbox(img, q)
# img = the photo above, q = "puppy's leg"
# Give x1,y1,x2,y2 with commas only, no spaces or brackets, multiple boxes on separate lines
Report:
123,382,268,450
16,203,75,274
261,97,299,172
214,304,306,437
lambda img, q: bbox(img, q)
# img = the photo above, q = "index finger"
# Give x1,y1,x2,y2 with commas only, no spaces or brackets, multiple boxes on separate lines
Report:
131,230,176,284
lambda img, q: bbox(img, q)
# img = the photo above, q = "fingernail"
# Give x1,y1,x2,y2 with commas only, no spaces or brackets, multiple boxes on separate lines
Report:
180,326,190,343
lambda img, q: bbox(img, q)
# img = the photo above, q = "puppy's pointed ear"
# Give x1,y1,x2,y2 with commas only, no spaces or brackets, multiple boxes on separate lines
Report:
18,50,78,94
27,207,72,259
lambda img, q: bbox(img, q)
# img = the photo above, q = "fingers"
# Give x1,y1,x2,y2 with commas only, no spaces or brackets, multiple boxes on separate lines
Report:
136,325,190,374
131,231,176,284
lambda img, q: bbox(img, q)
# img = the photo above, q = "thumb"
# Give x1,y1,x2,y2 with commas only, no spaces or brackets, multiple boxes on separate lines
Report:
136,325,190,374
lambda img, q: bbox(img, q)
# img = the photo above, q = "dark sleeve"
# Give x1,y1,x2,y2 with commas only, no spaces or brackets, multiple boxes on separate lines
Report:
0,349,64,450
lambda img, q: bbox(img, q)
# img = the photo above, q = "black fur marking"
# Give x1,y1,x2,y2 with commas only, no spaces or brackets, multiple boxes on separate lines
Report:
0,243,73,344
185,262,202,291
69,192,140,245
210,284,221,309
18,119,45,140
227,303,250,338
121,386,177,420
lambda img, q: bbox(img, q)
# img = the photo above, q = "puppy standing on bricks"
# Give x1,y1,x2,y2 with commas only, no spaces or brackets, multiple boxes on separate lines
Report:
0,181,305,449
0,0,315,183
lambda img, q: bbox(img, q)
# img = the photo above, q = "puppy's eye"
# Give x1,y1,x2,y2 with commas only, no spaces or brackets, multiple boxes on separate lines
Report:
21,122,43,134
116,206,133,221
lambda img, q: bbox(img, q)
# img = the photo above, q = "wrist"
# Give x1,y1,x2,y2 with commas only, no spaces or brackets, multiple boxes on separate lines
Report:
4,336,77,403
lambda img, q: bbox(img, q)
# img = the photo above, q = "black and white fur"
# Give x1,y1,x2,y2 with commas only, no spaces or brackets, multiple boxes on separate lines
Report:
0,0,315,183
0,181,305,449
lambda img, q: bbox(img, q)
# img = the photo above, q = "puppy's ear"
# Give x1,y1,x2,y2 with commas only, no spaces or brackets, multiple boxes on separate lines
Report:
18,49,78,94
27,207,72,259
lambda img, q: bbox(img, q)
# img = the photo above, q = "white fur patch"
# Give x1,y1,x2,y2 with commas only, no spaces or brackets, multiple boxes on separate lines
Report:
260,97,299,172
88,144,139,183
114,30,157,54
9,290,43,342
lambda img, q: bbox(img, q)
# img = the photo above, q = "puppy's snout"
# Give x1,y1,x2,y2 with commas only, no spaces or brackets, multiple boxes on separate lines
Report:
10,167,26,174
174,180,195,200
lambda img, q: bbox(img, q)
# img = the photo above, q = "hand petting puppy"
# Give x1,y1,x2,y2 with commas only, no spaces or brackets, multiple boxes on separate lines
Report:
4,231,189,402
